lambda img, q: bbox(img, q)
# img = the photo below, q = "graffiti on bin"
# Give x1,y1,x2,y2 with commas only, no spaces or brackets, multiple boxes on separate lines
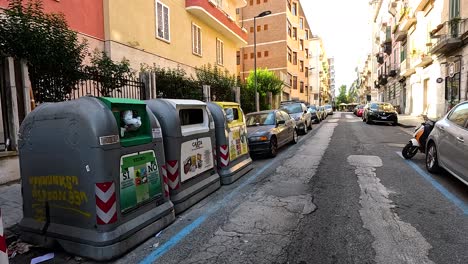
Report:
29,175,90,221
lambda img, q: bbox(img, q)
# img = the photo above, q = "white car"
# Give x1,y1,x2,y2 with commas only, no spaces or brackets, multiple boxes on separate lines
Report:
426,101,468,186
324,104,334,115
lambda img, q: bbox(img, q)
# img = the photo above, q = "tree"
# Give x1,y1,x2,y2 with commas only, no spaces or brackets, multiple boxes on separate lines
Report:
84,50,135,97
194,63,238,102
0,0,88,103
140,63,202,100
244,68,283,111
336,85,349,105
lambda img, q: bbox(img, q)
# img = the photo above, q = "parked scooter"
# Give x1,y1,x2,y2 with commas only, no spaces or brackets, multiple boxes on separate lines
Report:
402,115,435,159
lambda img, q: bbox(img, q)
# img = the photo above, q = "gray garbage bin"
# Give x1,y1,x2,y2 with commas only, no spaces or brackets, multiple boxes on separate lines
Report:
207,102,253,184
17,97,175,261
146,99,220,214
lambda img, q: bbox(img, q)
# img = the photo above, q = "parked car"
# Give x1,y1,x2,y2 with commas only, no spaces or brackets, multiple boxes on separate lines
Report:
246,110,298,157
356,105,365,117
362,102,398,126
317,106,327,121
324,104,334,115
307,105,321,123
280,101,312,134
425,101,468,186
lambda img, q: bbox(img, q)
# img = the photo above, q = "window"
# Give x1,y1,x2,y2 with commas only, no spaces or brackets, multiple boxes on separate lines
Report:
257,25,261,32
305,67,308,77
293,52,297,65
300,39,304,50
300,60,304,72
264,51,269,57
250,26,254,33
216,38,224,65
257,0,260,4
257,51,262,58
156,1,170,42
288,73,293,86
287,21,292,37
192,23,202,56
244,53,248,60
287,0,291,11
250,53,254,59
237,51,240,65
293,76,298,89
300,81,304,93
305,30,309,40
179,109,204,125
449,0,460,19
299,18,304,29
287,47,292,62
305,48,309,58
292,2,297,16
400,41,407,61
264,0,268,2
250,0,253,5
293,27,297,39
264,24,268,31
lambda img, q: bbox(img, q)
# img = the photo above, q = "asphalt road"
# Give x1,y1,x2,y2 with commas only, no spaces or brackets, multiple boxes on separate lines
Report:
9,112,468,264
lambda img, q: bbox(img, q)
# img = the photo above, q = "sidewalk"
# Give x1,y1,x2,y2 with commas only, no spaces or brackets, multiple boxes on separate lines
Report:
398,114,424,128
0,182,22,229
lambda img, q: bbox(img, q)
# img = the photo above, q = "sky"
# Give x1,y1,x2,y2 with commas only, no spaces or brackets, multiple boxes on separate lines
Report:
300,0,372,94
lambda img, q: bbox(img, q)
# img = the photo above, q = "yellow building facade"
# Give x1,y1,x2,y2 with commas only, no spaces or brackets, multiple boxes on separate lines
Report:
104,0,248,75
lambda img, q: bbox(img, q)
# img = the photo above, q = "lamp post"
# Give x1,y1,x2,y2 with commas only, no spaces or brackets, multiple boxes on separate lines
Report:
254,10,271,112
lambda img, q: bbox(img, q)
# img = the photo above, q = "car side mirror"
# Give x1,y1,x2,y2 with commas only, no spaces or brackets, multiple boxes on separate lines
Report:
304,110,307,114
277,120,286,126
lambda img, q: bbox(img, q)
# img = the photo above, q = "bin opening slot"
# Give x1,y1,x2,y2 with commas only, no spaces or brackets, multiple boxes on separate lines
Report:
178,107,209,136
225,108,239,123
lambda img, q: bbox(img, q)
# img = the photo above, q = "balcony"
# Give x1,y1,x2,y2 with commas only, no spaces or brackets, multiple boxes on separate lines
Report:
399,58,415,77
413,51,433,68
395,9,416,42
378,74,388,86
376,53,384,64
430,18,467,55
186,0,248,45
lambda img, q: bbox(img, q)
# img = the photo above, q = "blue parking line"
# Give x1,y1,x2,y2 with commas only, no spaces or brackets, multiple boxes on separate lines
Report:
139,158,277,264
396,152,468,215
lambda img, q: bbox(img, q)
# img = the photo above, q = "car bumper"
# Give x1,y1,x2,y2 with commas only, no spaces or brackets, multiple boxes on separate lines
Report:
368,115,397,123
248,141,271,155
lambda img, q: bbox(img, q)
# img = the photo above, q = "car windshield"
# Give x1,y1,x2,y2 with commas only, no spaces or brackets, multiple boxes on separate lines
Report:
325,105,332,109
309,105,317,111
308,108,316,113
370,103,394,111
246,112,275,126
280,104,302,114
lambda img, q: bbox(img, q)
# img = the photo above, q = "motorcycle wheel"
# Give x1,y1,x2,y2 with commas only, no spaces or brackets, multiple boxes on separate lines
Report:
402,143,419,159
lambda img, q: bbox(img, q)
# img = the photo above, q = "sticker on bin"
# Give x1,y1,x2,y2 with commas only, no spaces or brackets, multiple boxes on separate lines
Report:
99,135,120,145
180,137,213,182
152,128,162,139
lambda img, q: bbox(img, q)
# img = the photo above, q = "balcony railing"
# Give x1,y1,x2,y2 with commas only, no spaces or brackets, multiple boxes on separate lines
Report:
186,0,247,45
430,18,467,55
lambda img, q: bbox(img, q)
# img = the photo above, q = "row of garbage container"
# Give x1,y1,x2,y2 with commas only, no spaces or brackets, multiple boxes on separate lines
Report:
17,97,254,260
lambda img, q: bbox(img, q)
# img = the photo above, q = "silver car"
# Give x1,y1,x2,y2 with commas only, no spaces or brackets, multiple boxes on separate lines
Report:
426,101,468,185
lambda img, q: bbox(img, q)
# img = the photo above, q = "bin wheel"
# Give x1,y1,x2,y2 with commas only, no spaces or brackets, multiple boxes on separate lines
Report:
269,137,278,157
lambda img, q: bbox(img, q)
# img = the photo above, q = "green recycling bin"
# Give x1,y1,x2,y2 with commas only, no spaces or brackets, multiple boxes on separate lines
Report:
18,97,175,261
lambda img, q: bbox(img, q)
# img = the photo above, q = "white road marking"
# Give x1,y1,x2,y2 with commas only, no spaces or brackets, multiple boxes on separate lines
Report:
327,119,339,123
347,155,434,264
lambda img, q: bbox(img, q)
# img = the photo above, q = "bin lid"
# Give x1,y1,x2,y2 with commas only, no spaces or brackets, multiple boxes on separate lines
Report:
162,99,207,109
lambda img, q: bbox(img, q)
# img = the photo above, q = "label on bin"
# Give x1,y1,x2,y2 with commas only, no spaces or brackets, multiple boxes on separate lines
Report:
228,125,249,161
180,137,214,182
152,128,162,139
120,150,162,213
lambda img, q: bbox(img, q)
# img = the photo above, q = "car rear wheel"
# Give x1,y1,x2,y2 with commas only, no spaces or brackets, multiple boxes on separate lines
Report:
426,143,440,173
302,123,308,134
291,129,298,144
269,137,278,157
402,142,418,159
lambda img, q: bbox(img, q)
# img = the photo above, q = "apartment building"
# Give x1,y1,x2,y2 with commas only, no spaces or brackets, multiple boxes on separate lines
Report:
369,0,466,118
105,0,247,75
238,0,311,103
308,35,331,106
328,57,336,104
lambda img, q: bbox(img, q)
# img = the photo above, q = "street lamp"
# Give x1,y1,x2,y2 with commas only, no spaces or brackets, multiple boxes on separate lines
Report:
254,10,271,112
